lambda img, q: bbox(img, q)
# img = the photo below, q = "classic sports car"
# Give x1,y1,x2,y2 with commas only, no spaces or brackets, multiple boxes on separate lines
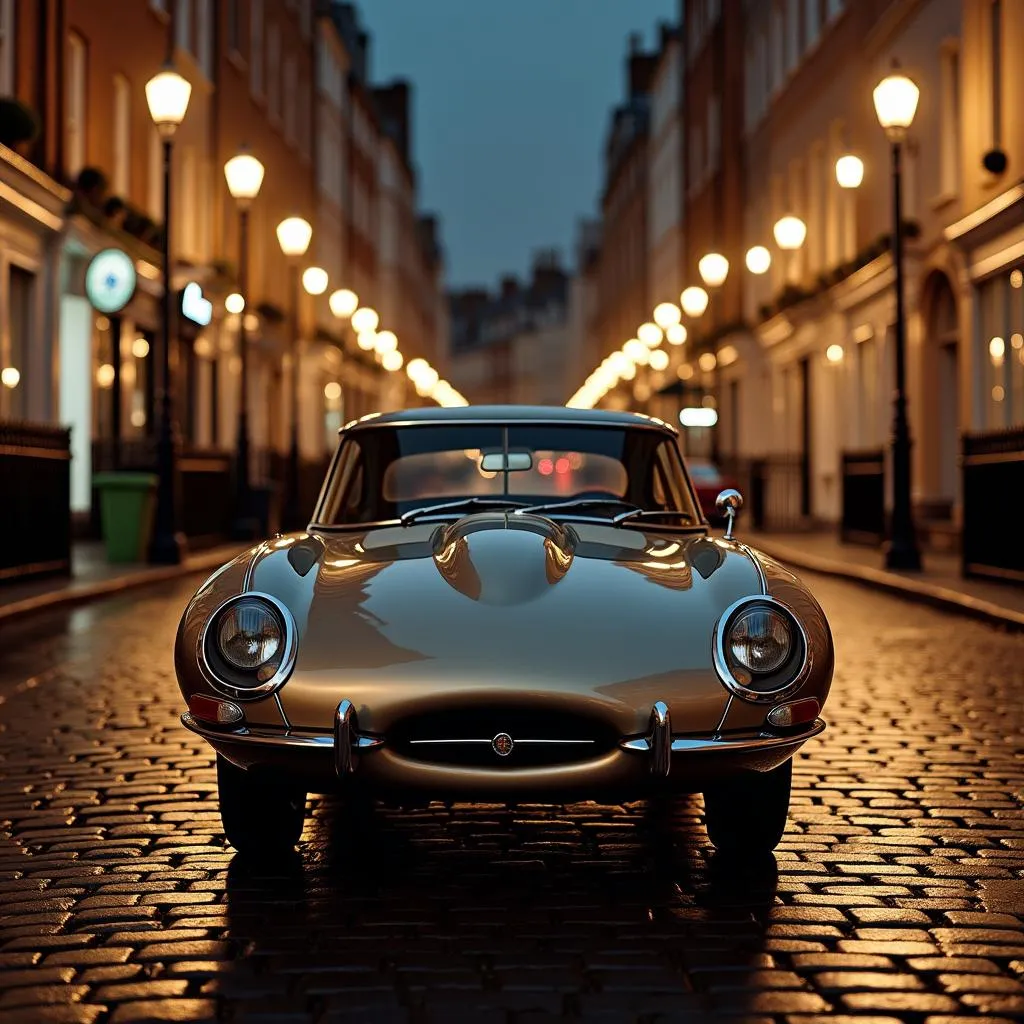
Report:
175,406,833,856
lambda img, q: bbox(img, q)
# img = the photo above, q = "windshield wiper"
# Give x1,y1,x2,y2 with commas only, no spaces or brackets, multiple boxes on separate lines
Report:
399,497,530,525
611,508,695,524
514,497,642,517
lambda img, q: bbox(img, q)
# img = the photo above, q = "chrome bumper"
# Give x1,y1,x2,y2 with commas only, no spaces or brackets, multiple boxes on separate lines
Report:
181,699,825,781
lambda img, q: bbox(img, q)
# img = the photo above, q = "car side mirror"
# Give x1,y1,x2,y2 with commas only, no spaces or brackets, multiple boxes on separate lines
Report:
715,488,743,540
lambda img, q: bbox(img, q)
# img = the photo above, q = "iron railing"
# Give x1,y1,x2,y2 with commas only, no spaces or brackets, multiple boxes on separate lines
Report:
840,448,886,546
0,420,72,582
720,454,810,532
962,426,1024,583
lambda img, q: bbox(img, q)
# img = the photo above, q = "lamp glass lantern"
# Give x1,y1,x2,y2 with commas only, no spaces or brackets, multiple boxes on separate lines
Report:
773,215,807,250
745,245,771,274
145,66,192,136
835,154,864,189
351,307,379,334
329,288,359,319
302,266,329,295
224,151,265,202
276,216,313,257
653,302,681,329
680,286,709,318
698,253,729,288
873,70,920,140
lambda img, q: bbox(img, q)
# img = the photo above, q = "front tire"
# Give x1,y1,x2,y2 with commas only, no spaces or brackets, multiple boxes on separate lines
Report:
217,754,307,855
702,758,792,855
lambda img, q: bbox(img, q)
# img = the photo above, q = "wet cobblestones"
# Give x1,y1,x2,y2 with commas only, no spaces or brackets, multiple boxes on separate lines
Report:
0,573,1022,1022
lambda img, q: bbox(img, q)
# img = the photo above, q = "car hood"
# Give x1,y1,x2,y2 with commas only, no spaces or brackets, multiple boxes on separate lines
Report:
244,513,765,735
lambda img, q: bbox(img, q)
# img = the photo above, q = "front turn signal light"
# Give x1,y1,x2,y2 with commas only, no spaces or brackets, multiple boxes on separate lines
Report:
766,698,820,729
189,694,244,725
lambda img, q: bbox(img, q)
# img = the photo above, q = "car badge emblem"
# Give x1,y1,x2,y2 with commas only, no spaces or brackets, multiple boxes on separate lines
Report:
491,732,514,757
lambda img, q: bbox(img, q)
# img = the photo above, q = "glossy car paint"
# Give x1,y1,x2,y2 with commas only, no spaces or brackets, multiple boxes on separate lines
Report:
174,406,834,796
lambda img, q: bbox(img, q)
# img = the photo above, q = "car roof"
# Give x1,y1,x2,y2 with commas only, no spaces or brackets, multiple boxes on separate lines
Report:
341,404,678,435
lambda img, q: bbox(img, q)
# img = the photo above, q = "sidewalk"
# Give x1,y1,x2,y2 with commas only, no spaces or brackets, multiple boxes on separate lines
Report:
745,529,1024,631
0,541,247,625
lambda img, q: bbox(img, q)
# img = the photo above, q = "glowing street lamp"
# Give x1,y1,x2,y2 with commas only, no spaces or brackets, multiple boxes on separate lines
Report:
680,286,709,318
835,154,865,189
653,302,681,329
302,266,329,295
351,307,379,334
698,253,729,288
745,245,771,275
637,322,663,347
329,288,359,319
773,215,807,250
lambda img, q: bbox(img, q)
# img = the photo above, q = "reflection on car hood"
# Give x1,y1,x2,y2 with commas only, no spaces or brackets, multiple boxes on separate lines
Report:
243,513,765,733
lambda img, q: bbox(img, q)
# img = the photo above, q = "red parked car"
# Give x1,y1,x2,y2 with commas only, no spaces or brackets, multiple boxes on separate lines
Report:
686,458,739,526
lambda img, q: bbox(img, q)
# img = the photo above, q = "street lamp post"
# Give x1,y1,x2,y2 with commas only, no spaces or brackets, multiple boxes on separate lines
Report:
874,65,923,571
276,217,313,532
145,63,192,564
223,148,265,539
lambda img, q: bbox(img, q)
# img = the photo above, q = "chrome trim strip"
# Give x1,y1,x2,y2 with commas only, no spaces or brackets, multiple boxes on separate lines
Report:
712,595,811,705
408,738,595,746
712,695,734,738
198,592,299,701
241,541,272,592
650,701,671,777
334,699,354,776
736,542,769,594
274,693,292,730
621,718,825,754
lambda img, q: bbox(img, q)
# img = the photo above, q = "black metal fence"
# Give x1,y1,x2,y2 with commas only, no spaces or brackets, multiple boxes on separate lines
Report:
0,421,72,582
962,426,1024,583
840,448,886,546
720,454,809,532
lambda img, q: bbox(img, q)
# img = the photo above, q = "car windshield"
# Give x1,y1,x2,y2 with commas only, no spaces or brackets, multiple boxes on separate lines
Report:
314,423,701,527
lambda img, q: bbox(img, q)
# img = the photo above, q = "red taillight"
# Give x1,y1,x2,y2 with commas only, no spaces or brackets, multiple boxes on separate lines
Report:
766,698,820,729
188,694,244,725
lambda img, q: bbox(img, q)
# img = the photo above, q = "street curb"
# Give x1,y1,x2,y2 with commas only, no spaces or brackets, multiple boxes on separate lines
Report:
750,538,1024,633
0,547,244,627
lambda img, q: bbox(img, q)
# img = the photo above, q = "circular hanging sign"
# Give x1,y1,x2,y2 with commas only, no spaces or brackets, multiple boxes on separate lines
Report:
84,248,137,314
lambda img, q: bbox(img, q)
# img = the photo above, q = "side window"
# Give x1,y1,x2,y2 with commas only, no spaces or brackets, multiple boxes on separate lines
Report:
654,442,687,509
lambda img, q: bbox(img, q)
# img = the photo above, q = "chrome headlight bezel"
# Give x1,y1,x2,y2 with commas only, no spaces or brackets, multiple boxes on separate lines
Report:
713,596,809,704
199,592,298,700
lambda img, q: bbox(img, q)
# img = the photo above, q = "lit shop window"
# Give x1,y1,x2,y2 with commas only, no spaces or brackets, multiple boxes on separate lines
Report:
979,264,1024,429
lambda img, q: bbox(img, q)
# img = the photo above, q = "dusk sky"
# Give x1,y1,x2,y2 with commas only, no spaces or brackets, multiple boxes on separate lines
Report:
364,0,678,290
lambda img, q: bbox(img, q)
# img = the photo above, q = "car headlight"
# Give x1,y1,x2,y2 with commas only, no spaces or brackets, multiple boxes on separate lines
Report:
217,599,282,670
200,593,296,699
728,606,792,674
714,597,808,703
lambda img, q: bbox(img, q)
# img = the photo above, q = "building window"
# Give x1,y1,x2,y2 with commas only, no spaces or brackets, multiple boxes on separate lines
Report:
0,0,14,95
826,0,845,20
804,0,821,48
250,0,264,97
284,56,297,146
66,32,87,180
113,74,131,197
807,141,824,274
939,42,960,198
979,264,1024,429
785,0,799,72
769,3,784,93
5,265,34,420
267,21,280,119
227,0,240,53
196,0,213,78
707,93,720,174
175,0,191,53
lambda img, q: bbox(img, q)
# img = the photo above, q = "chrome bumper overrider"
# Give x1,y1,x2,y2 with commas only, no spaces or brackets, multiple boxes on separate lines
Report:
181,699,825,780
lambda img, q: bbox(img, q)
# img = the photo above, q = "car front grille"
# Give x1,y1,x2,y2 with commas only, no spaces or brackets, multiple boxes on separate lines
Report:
390,706,618,768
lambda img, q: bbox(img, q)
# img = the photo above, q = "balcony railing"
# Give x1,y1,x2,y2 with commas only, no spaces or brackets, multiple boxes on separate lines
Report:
0,420,72,582
719,454,810,533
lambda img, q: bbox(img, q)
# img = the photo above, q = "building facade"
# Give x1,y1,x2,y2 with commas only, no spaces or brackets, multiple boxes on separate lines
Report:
0,0,447,543
570,0,1023,577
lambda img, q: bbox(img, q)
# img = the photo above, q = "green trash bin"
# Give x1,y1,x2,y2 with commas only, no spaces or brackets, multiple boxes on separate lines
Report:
93,472,158,563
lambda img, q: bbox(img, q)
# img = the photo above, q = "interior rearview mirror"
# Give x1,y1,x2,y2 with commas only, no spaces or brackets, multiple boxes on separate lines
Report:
480,451,533,472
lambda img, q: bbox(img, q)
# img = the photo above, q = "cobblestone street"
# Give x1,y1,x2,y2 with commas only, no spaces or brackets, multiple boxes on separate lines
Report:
0,571,1022,1024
